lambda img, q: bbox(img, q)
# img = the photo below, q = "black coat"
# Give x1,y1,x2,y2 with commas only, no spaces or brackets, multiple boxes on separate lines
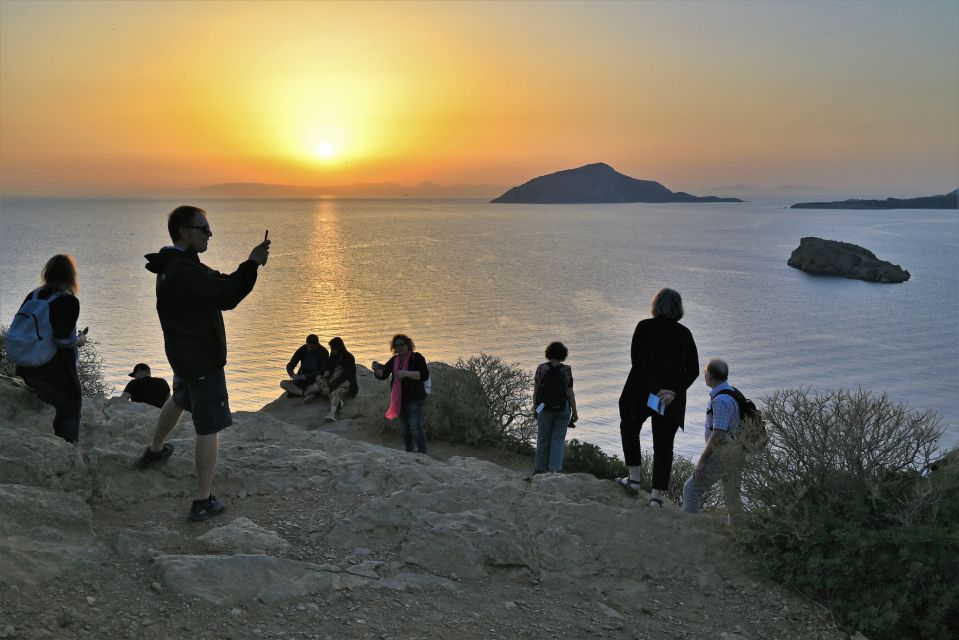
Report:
145,247,259,377
378,352,430,405
619,317,699,428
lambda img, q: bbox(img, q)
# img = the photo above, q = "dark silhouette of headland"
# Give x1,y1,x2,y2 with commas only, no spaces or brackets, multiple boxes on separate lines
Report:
491,163,743,204
790,189,958,210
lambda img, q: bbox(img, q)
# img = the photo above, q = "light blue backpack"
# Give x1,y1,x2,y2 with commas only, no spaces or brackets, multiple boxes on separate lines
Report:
6,288,63,367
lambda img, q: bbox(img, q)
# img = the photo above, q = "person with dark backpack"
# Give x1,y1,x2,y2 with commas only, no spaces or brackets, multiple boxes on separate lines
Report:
10,255,87,444
531,341,578,474
682,358,748,527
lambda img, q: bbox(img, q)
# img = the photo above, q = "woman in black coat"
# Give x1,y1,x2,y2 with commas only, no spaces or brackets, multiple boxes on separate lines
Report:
14,255,86,444
617,288,699,507
372,334,430,454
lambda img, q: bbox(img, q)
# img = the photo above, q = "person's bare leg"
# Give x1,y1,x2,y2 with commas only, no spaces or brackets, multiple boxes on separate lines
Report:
195,433,218,500
150,397,184,451
280,380,305,396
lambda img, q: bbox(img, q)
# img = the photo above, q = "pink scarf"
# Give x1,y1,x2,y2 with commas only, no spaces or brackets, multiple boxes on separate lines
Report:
385,351,412,419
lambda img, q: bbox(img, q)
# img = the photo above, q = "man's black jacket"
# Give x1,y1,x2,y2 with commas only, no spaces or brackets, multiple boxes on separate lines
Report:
145,247,258,377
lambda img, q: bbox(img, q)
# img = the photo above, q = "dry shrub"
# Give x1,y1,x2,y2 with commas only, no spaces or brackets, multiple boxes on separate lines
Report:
738,388,958,639
455,353,536,453
0,326,113,398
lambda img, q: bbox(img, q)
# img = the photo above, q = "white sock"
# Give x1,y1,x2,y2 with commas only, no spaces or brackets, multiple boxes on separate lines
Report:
650,489,664,507
628,465,642,483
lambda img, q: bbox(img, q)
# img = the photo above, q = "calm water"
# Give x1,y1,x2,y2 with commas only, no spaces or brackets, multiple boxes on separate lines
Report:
1,197,956,458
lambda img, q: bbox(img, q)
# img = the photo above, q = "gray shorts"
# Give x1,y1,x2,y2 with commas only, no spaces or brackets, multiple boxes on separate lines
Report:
171,369,232,436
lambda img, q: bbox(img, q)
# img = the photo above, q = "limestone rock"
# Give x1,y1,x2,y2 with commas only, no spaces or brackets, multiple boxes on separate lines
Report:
197,517,290,554
0,484,101,587
114,527,181,558
787,237,910,283
155,554,372,605
261,362,497,446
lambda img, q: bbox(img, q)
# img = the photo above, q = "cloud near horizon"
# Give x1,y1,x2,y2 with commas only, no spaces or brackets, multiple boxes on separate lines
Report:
1,0,957,196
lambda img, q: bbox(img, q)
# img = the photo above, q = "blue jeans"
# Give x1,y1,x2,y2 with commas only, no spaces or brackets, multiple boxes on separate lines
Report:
399,399,427,453
535,403,571,472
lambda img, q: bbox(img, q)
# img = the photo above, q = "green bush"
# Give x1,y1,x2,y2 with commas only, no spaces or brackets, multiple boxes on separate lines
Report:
563,439,627,479
738,388,958,639
455,353,537,452
0,325,113,399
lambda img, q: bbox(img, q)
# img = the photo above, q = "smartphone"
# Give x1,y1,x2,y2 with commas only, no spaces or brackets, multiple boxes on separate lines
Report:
264,229,269,242
81,327,89,335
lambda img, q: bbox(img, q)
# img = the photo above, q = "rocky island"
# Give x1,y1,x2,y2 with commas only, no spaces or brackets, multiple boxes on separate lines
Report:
0,372,841,640
790,189,958,209
491,163,743,204
788,237,910,283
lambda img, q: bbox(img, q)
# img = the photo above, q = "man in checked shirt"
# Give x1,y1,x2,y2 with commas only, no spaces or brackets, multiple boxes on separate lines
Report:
682,358,743,527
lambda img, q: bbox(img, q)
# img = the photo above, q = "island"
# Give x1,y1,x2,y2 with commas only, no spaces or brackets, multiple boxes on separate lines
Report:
490,163,743,204
790,189,957,210
787,237,910,283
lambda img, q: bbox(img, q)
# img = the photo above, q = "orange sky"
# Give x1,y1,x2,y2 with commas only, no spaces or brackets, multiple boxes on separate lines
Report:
1,0,957,195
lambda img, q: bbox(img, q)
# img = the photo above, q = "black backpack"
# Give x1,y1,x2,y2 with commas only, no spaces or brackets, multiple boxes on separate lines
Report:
540,364,569,411
714,387,769,454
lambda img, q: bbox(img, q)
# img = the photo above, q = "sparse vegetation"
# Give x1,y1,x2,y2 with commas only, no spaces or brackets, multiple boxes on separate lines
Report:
738,388,959,639
455,353,536,454
0,325,113,398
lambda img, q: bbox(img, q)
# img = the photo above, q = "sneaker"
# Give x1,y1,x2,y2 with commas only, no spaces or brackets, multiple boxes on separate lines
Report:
133,443,174,469
324,413,337,422
188,495,225,522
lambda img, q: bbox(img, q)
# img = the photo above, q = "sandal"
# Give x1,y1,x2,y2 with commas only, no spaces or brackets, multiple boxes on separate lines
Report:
615,477,642,496
648,497,664,508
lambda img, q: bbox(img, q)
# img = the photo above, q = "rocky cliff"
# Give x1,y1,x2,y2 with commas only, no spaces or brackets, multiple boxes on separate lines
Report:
787,237,910,283
491,163,743,204
0,373,841,639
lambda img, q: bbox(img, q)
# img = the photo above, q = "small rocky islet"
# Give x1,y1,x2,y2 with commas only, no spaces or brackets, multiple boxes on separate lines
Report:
788,237,910,283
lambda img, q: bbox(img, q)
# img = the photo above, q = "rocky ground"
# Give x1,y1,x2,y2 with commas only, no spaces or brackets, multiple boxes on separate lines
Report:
0,372,845,640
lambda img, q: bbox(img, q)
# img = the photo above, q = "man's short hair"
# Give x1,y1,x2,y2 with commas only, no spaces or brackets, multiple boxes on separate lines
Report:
168,205,206,242
650,288,683,321
705,358,729,381
306,334,320,345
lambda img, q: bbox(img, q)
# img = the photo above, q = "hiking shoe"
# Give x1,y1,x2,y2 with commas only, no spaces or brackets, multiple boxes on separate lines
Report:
133,443,174,469
188,495,225,522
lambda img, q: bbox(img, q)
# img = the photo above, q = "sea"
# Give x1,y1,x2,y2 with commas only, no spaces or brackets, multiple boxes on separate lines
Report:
1,196,956,459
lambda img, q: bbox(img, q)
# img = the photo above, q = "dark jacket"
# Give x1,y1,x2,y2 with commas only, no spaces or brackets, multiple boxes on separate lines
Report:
377,352,429,405
145,247,258,377
619,317,699,428
15,288,81,396
286,344,330,378
326,349,358,397
122,376,171,409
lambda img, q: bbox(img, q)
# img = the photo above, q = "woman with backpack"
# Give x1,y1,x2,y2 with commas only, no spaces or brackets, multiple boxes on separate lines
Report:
11,255,86,444
372,334,430,454
617,288,699,508
532,341,578,474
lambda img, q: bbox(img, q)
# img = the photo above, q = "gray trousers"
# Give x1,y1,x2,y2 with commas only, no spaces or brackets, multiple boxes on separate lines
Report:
682,451,743,526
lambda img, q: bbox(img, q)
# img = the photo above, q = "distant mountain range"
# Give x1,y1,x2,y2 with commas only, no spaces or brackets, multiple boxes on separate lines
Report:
491,163,742,204
151,181,506,199
790,189,958,210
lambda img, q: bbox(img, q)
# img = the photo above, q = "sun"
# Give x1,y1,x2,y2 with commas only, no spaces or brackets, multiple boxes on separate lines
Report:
315,142,335,159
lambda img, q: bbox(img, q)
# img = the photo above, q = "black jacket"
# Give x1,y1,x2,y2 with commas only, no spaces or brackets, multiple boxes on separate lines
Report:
377,352,429,405
619,317,699,428
286,344,330,377
145,247,258,377
327,349,358,397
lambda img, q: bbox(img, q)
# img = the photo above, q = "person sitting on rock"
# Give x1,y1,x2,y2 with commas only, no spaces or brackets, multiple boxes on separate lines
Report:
280,334,329,399
302,336,358,421
372,334,430,454
120,363,171,409
682,357,743,527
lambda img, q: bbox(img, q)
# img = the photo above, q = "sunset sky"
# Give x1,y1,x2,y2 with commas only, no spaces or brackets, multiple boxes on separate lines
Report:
1,0,957,195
